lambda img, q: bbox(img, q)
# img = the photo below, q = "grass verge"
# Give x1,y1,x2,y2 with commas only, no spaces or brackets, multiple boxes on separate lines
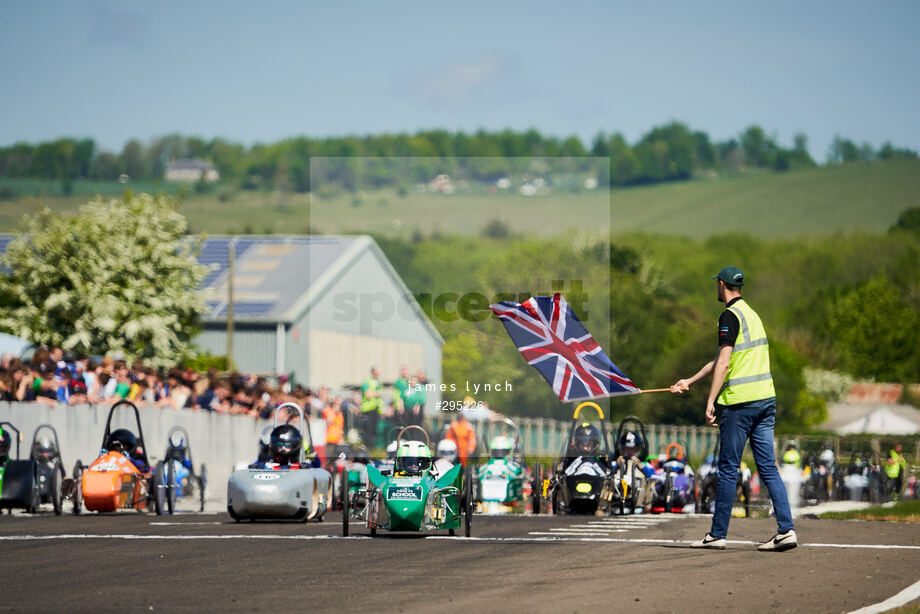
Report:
820,498,920,522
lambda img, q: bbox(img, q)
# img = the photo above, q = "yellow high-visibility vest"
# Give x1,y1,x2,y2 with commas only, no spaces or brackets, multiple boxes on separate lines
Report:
717,299,775,405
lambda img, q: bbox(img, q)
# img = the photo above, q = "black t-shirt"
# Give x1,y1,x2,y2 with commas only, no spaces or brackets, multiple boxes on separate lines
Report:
718,297,742,347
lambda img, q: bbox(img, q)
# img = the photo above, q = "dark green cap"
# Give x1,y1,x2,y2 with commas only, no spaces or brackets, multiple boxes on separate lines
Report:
712,266,744,286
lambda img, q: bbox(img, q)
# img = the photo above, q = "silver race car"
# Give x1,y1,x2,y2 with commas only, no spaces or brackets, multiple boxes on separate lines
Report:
227,402,332,522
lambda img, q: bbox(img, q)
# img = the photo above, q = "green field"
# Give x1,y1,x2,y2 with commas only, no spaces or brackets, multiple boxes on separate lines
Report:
2,159,918,237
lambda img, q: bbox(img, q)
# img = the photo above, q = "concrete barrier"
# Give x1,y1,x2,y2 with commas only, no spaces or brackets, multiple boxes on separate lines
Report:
0,402,327,506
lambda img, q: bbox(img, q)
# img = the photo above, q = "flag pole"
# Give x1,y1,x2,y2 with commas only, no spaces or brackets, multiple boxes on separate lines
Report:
639,387,686,394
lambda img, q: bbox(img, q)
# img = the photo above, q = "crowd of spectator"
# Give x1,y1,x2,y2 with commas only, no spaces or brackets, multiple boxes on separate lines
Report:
0,347,435,451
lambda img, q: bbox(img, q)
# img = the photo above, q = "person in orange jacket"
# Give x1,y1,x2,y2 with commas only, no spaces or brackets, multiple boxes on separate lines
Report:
322,397,345,458
446,410,477,466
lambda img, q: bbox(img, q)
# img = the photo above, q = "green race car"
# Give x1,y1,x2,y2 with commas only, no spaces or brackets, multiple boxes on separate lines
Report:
342,426,472,537
472,417,541,514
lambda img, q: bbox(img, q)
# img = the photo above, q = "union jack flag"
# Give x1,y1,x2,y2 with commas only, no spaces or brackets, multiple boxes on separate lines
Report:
490,293,639,402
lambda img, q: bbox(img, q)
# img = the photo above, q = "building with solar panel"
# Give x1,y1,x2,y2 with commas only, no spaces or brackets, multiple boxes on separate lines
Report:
0,233,444,412
196,235,443,409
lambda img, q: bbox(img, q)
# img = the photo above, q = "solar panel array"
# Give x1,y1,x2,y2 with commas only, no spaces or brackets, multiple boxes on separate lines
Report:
0,234,355,322
199,238,259,287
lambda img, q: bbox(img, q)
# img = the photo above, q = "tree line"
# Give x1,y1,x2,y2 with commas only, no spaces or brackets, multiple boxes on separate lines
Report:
375,215,920,428
1,125,916,193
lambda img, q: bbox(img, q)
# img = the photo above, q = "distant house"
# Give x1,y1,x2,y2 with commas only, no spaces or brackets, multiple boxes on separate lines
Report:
165,159,220,183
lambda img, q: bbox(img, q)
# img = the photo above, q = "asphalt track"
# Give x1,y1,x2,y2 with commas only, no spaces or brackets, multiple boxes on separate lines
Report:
2,507,920,614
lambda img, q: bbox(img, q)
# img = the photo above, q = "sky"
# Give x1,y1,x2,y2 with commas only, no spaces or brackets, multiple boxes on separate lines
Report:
1,1,919,160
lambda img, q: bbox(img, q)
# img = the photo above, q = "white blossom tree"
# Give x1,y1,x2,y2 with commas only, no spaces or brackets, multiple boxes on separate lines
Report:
0,193,208,367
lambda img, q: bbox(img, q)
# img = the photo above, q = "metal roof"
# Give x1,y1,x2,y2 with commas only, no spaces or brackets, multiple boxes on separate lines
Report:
199,235,357,324
0,233,442,342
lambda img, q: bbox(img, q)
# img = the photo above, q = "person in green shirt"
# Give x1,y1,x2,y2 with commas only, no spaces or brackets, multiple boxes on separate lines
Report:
404,370,428,426
392,366,411,427
360,367,383,448
886,443,907,497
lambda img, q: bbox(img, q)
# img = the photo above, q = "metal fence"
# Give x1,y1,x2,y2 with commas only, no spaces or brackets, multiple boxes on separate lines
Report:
427,415,722,459
426,415,920,465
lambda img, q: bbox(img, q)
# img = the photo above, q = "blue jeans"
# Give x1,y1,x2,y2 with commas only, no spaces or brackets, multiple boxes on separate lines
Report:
710,397,795,539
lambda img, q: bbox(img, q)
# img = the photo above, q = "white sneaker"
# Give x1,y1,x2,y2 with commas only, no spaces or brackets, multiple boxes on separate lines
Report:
758,530,797,552
690,533,726,549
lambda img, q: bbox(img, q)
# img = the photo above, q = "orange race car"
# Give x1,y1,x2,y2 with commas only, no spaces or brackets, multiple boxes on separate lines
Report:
70,400,170,515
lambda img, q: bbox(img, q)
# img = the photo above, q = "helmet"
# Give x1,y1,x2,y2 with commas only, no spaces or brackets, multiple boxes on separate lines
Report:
107,429,137,455
353,447,371,465
168,431,187,453
269,424,302,465
820,449,835,466
167,431,187,460
385,440,398,460
437,438,458,464
32,437,56,462
395,440,432,476
573,422,601,455
618,430,642,455
489,435,514,459
0,427,11,462
258,426,273,461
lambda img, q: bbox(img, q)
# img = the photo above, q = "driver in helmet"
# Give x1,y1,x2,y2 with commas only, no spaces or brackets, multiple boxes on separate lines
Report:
617,431,656,479
437,438,459,465
32,436,57,464
105,428,148,472
251,424,310,469
394,440,433,477
571,422,602,457
166,432,193,471
489,435,515,460
563,422,612,474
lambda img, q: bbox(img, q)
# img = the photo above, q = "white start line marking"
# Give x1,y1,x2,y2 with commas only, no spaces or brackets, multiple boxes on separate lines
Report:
2,534,920,550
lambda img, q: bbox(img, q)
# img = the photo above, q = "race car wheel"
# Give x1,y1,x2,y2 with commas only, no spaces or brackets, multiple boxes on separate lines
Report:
51,460,64,516
739,482,751,518
198,464,207,512
72,461,84,515
700,482,716,514
341,475,349,537
463,466,473,537
166,461,178,515
531,464,542,515
664,474,675,513
228,505,240,522
154,461,166,516
27,464,41,514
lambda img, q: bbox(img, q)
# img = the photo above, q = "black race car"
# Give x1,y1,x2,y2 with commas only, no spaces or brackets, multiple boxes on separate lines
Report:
547,402,618,515
0,422,66,514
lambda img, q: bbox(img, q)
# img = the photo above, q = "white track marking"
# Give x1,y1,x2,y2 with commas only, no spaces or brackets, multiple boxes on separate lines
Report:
566,524,647,528
2,534,919,550
530,531,627,536
149,522,223,526
548,528,626,533
848,578,920,614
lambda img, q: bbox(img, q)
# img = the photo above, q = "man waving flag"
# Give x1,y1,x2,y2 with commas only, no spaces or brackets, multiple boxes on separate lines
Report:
490,293,639,402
